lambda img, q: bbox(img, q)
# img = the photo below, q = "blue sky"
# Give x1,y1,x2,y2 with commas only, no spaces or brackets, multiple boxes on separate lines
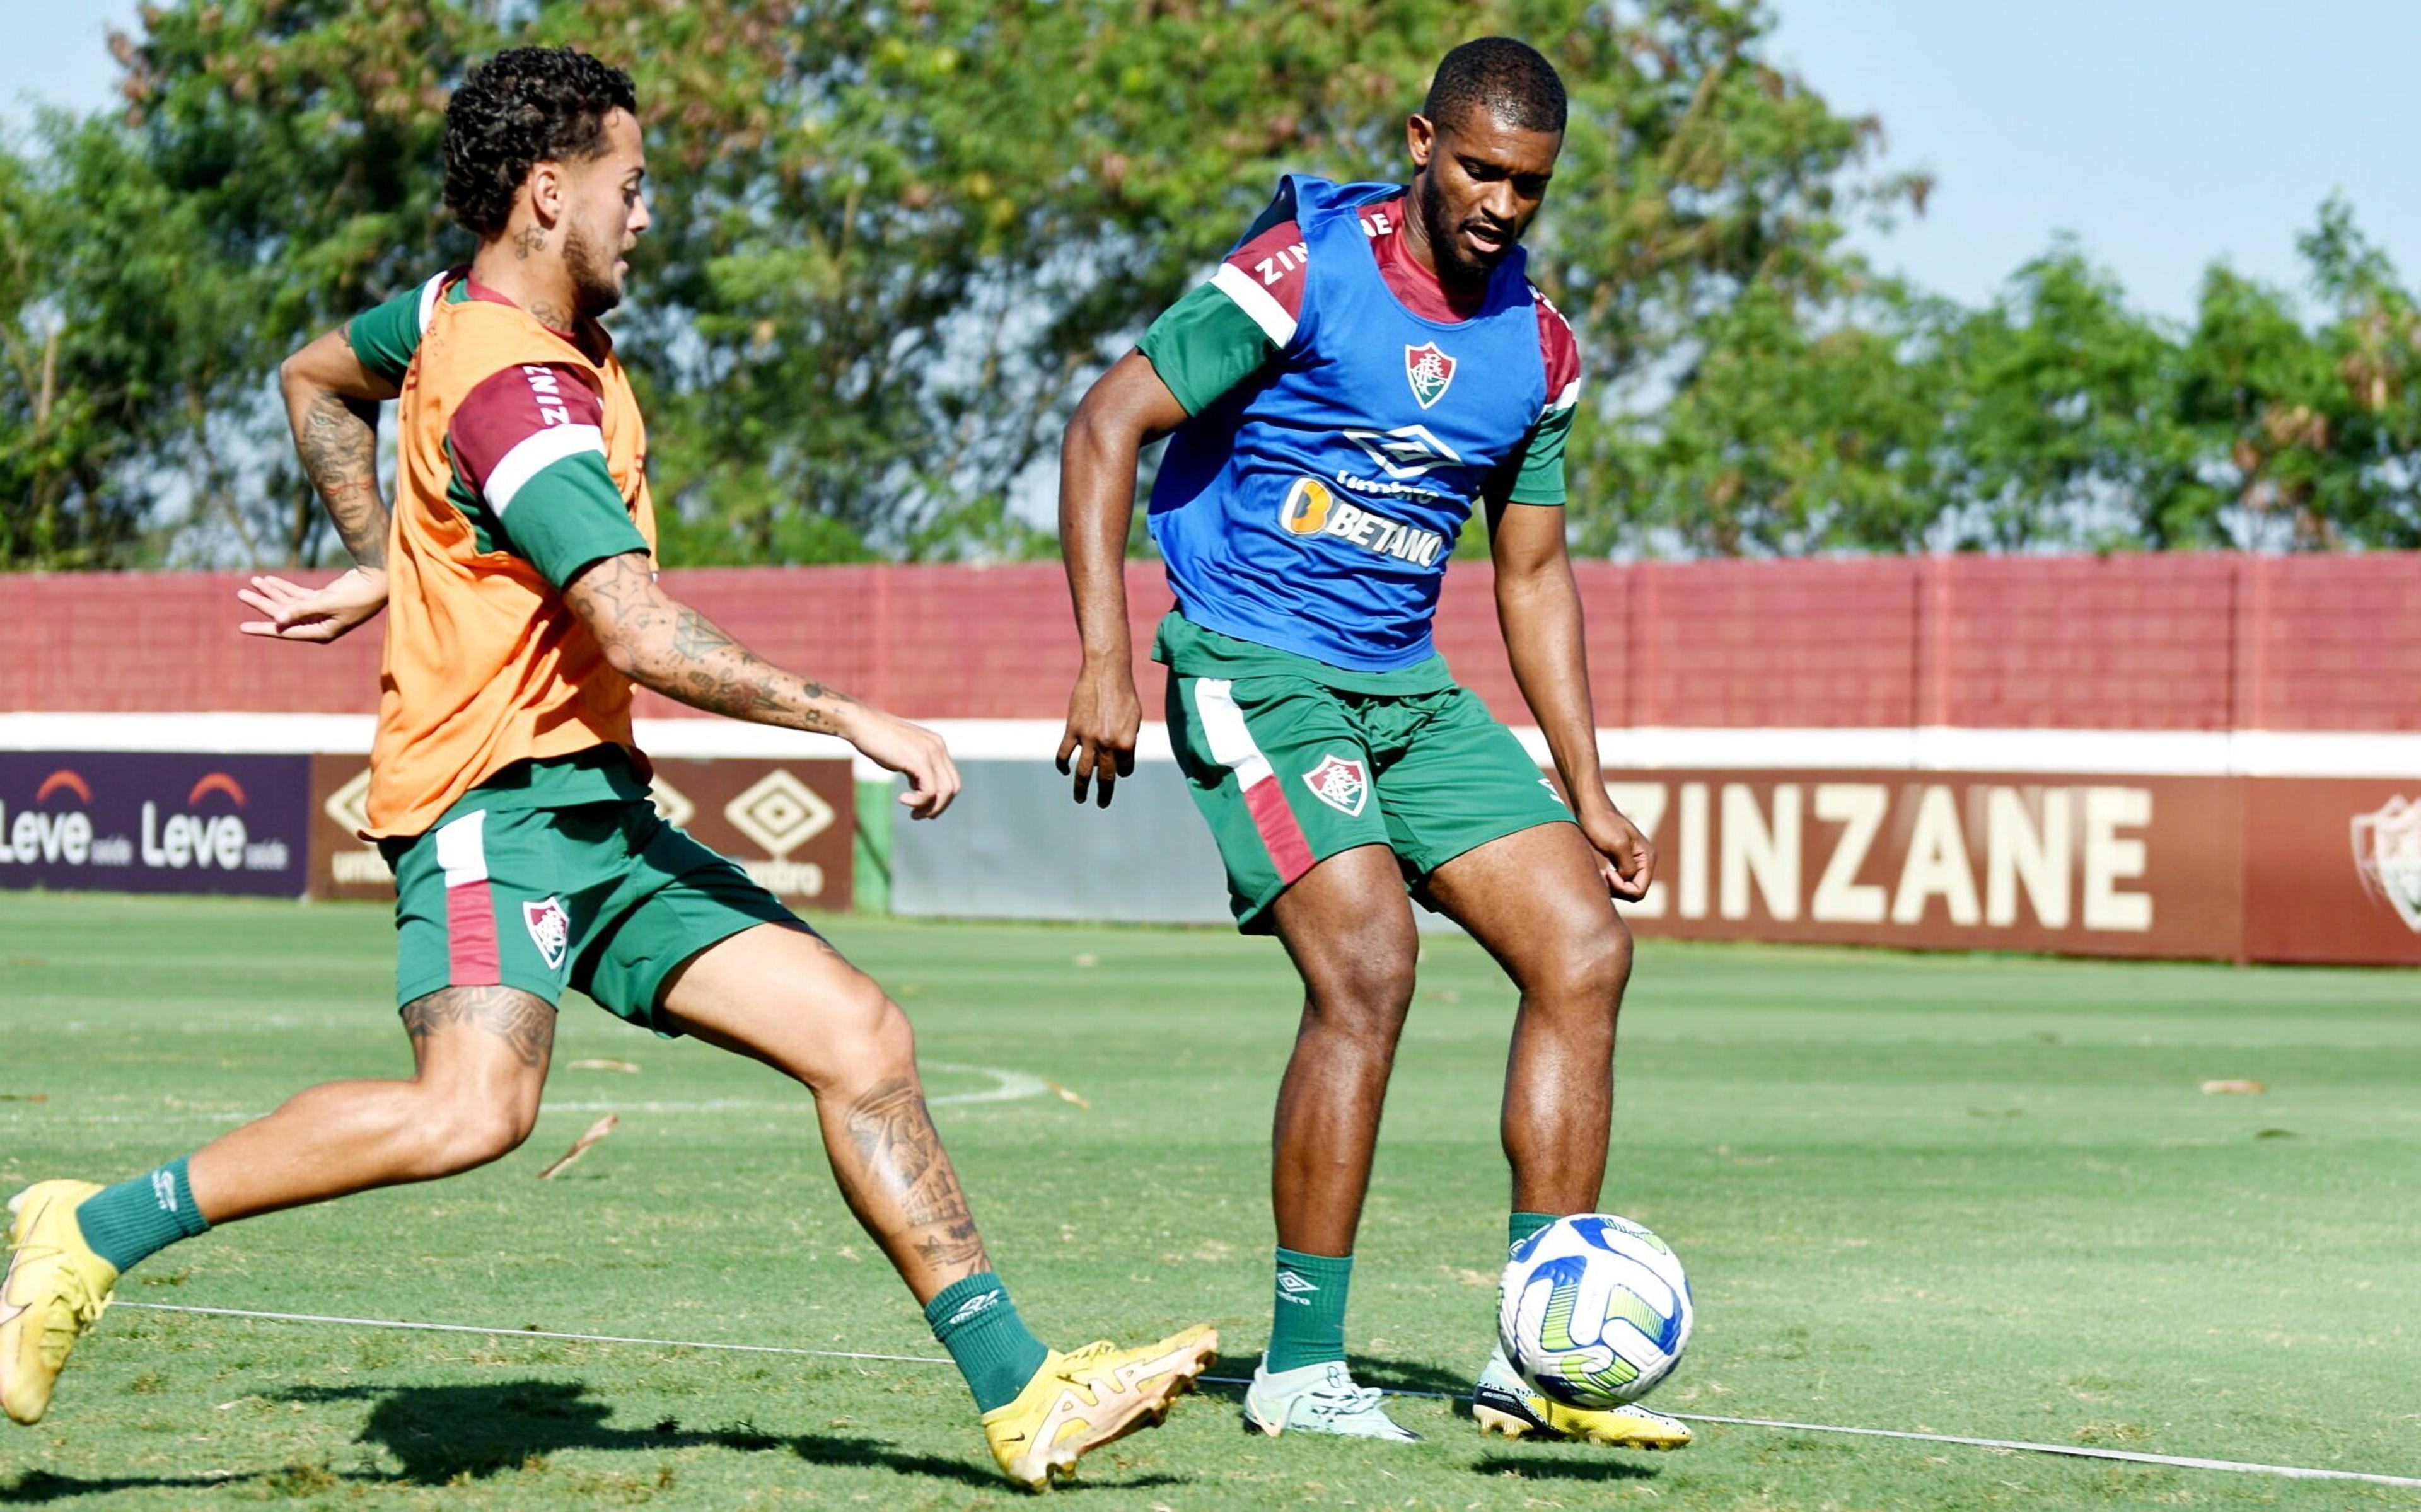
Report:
6,2,2412,322
1767,0,2417,318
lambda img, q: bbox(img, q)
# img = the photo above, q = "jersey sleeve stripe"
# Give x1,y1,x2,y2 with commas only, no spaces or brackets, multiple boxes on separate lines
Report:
1210,261,1299,348
1548,378,1581,415
415,270,450,337
485,424,608,515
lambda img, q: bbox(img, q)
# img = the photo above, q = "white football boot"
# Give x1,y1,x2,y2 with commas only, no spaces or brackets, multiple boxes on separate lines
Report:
1242,1358,1420,1441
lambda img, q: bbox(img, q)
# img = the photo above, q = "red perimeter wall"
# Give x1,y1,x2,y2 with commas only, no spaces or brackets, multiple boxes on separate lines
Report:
3,553,2417,731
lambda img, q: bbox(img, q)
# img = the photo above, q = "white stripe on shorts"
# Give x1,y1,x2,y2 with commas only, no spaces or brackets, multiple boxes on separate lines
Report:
432,809,490,888
1190,678,1276,790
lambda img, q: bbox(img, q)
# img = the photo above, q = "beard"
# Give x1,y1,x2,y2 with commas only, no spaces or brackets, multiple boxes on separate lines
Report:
563,219,625,318
1415,175,1502,288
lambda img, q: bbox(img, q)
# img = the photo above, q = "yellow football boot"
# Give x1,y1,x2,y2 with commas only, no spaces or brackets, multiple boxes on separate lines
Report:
980,1324,1217,1491
1473,1347,1692,1450
2,1182,118,1426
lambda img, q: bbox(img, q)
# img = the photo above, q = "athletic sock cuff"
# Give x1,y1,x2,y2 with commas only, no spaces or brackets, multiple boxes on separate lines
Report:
1508,1211,1559,1257
74,1157,209,1274
1266,1247,1354,1373
926,1271,1052,1416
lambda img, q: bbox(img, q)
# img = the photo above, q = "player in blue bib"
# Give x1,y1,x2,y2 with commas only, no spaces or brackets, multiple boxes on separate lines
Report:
1055,39,1684,1450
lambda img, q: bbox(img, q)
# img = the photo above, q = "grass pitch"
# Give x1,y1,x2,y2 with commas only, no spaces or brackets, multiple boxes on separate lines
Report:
2,892,2418,1509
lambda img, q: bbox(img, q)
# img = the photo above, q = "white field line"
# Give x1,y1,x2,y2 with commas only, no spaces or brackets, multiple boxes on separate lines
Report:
0,1063,1047,1128
110,1303,2421,1490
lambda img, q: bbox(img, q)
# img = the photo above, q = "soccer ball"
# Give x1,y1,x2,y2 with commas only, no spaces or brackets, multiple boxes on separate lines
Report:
1498,1213,1693,1408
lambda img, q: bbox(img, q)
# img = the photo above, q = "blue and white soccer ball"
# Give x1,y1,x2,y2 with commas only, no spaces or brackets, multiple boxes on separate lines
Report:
1498,1213,1693,1409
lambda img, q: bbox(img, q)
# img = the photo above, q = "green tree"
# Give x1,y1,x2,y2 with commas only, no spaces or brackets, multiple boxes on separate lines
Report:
27,0,1926,567
2164,199,2420,549
1594,277,1954,555
1931,242,2200,551
20,0,2411,567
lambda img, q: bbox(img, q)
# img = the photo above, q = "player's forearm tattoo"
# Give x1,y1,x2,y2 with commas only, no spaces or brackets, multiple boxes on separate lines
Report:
294,388,390,568
568,555,859,734
401,986,555,1070
840,1076,989,1273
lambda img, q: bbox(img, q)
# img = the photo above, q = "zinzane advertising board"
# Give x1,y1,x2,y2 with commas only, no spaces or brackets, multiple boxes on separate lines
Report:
307,754,854,912
1595,771,2242,959
0,753,310,897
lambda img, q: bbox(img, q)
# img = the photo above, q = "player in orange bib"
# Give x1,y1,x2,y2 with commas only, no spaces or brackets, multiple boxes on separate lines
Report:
0,48,1210,1488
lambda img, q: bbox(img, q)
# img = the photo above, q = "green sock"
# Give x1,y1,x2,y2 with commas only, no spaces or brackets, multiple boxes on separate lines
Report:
1265,1247,1353,1373
1508,1211,1559,1259
73,1157,210,1274
925,1272,1052,1414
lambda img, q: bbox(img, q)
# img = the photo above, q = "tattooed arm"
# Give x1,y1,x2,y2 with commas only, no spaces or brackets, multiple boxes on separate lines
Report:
564,551,964,819
281,324,397,567
238,324,400,643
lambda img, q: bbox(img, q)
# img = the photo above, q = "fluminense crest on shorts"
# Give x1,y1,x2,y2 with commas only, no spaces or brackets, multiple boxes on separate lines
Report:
1303,753,1369,817
524,895,571,969
1404,342,1456,409
2351,795,2421,933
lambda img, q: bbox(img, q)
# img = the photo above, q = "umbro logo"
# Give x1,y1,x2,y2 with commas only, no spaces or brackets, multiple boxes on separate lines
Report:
944,1288,1003,1327
1342,425,1462,480
1276,1269,1320,1305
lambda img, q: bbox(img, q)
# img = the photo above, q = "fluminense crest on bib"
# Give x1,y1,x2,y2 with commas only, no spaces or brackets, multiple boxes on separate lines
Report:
2352,795,2421,932
1404,341,1456,409
1303,753,1369,817
524,896,571,969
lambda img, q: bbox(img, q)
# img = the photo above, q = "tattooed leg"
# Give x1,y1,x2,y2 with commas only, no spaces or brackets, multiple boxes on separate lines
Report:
835,1075,994,1282
656,922,997,1301
183,985,555,1225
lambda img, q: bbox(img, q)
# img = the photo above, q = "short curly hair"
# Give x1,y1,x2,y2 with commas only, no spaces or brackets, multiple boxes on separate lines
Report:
443,47,638,238
1424,37,1567,136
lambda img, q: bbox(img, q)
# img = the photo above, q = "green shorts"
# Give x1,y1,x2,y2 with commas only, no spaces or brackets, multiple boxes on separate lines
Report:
383,796,799,1033
1161,619,1574,932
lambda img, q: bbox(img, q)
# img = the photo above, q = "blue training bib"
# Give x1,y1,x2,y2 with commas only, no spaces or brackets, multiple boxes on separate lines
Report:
1149,175,1550,672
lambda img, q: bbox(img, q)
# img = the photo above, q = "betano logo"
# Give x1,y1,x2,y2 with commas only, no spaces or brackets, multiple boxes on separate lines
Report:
1277,478,1444,567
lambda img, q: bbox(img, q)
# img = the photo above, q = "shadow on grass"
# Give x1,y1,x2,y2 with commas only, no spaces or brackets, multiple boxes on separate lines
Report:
271,1379,1009,1487
1473,1449,1665,1483
1193,1351,1474,1409
3,1470,279,1504
4,1379,1192,1500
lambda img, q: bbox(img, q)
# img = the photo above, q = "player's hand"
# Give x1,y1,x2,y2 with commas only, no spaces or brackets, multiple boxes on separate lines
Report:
840,707,961,820
1056,659,1139,808
1578,800,1656,901
237,567,389,644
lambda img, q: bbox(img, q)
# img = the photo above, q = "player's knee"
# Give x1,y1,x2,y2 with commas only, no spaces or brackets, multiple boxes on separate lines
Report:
810,974,918,1092
418,1092,538,1175
854,991,917,1077
1303,939,1417,1037
1540,911,1633,1010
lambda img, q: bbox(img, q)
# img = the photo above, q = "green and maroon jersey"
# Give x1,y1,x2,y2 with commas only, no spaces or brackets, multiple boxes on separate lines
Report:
1139,188,1582,505
348,272,646,589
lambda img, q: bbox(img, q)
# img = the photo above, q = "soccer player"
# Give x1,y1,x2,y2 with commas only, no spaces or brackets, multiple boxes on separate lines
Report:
1054,38,1683,1448
1,47,1212,1489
